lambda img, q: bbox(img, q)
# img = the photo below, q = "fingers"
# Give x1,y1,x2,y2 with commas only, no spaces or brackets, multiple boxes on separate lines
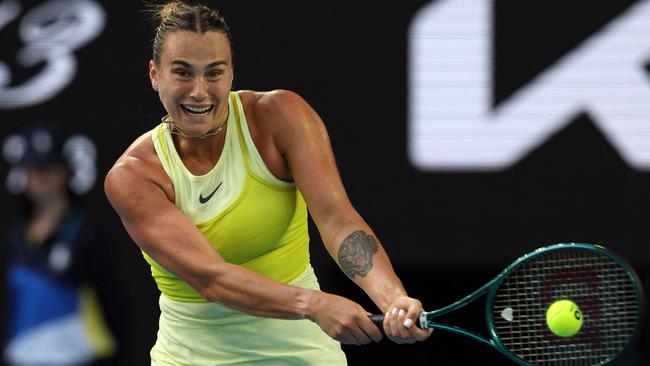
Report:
315,294,382,345
335,316,382,345
402,302,433,341
346,311,383,344
384,307,416,344
412,326,434,341
359,314,384,342
383,296,435,344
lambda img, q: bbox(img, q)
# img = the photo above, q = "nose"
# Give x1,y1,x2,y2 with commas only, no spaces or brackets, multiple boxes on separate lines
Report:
189,77,208,100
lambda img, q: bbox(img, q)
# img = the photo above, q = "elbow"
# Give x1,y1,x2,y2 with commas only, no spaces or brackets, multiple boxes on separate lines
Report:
194,280,217,302
192,267,224,303
190,262,235,305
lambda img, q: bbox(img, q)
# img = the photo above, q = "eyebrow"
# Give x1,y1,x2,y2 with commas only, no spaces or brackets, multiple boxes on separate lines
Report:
170,60,228,68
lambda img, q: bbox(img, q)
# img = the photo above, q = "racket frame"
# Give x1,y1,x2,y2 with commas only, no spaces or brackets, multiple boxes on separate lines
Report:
417,243,645,366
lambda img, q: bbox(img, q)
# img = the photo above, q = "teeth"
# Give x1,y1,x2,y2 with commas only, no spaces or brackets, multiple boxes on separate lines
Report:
182,105,212,113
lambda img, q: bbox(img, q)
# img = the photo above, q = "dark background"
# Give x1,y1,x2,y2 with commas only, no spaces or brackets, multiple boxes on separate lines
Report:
1,0,648,364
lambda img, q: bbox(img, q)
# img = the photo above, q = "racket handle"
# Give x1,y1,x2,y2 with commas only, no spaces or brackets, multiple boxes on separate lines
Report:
368,314,423,329
369,314,385,327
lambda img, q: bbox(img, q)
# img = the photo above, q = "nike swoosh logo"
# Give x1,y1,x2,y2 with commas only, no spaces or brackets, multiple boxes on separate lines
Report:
199,181,223,204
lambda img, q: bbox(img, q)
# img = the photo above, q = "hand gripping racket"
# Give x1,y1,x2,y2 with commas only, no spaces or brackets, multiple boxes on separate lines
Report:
370,243,645,365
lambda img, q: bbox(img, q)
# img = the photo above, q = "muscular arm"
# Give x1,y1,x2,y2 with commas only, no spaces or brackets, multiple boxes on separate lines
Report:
105,157,312,319
104,137,381,344
266,90,432,343
266,91,406,311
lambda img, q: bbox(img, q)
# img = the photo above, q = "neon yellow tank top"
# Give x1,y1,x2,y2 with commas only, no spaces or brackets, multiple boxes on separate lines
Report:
145,92,310,302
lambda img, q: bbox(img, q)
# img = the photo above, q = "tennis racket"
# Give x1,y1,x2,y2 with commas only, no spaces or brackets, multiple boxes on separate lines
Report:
370,243,645,365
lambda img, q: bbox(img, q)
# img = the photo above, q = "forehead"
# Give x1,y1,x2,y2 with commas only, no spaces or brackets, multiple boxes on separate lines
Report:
160,30,231,64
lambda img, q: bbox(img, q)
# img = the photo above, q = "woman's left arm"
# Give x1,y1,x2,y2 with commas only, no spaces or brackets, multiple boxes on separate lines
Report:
262,90,432,344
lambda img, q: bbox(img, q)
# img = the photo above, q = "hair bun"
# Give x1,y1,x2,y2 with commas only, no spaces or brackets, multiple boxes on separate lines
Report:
147,1,232,64
158,1,181,22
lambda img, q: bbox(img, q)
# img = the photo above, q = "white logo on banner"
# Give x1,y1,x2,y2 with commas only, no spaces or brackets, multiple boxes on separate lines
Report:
409,0,650,171
0,0,106,109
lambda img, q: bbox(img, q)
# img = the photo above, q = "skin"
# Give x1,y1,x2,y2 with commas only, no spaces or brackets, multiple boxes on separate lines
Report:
105,30,432,345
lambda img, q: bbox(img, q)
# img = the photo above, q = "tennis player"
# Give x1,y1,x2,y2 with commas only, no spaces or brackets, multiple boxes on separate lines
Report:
105,1,432,364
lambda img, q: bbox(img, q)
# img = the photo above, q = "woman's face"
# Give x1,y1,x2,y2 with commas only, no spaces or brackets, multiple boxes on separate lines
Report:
149,30,234,138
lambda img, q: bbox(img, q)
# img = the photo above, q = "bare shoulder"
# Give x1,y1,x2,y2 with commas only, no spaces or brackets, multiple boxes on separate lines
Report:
238,89,324,143
235,90,327,179
238,89,317,128
104,131,173,214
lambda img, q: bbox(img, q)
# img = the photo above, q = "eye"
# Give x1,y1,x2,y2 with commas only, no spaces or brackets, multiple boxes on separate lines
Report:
173,68,191,78
207,69,223,79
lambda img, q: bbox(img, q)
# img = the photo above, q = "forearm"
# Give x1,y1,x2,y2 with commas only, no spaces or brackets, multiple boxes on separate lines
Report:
322,221,407,312
193,261,324,320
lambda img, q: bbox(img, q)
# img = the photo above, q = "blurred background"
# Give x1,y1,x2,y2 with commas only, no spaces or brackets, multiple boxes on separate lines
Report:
1,0,648,365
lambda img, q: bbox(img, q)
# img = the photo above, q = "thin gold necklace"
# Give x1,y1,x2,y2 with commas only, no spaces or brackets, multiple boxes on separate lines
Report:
161,108,229,140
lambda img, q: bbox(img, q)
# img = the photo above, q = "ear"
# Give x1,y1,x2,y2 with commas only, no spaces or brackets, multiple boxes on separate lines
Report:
149,60,158,90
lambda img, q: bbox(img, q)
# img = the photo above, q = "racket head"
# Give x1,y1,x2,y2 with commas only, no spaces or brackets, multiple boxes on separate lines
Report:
486,243,644,366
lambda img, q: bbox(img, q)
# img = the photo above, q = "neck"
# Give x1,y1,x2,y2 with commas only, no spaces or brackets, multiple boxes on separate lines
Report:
171,119,229,176
163,107,229,140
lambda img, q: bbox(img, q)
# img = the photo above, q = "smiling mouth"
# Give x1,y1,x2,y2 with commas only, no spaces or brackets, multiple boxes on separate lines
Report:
181,104,214,115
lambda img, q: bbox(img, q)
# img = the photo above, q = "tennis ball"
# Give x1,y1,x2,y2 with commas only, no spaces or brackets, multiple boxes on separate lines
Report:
546,299,583,337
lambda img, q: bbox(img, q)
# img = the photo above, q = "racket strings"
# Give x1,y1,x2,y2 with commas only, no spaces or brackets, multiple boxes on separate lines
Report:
491,249,640,365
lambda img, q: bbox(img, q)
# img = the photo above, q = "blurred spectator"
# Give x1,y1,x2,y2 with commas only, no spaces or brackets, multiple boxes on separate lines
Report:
0,125,123,366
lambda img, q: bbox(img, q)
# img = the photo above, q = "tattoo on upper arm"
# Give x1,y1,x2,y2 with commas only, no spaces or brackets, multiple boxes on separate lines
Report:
338,230,379,279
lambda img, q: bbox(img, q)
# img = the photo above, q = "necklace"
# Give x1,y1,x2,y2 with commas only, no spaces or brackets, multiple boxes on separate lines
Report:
161,108,229,140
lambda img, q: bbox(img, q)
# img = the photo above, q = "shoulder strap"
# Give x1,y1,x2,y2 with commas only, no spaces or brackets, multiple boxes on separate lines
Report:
231,92,252,171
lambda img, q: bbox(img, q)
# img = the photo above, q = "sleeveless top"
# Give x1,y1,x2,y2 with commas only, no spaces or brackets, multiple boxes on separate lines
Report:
145,92,310,302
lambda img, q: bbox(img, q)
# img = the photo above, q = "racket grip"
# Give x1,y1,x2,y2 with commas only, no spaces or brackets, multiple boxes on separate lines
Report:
369,314,385,327
368,314,423,329
368,314,386,336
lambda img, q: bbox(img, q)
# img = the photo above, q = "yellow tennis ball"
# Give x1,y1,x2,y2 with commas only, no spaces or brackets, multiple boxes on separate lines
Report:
546,299,583,337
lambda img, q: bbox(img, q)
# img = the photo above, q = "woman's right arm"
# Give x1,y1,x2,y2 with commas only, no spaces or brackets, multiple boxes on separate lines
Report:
104,149,382,344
